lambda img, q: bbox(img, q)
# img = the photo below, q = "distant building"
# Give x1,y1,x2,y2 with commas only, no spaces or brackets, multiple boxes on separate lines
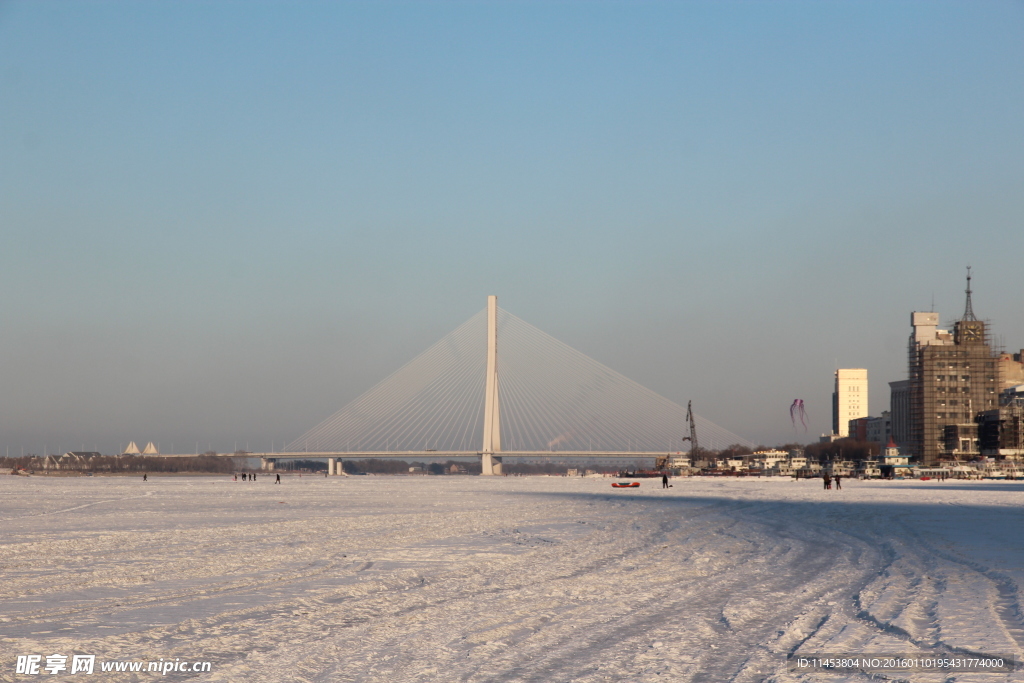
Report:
880,438,912,477
787,447,806,464
856,459,881,478
867,412,891,445
751,449,789,470
906,271,1005,465
833,369,868,437
823,460,855,477
998,351,1024,390
943,423,980,458
795,460,822,478
889,380,911,448
58,452,101,470
1002,384,1024,406
846,412,891,446
977,403,1024,459
847,417,868,441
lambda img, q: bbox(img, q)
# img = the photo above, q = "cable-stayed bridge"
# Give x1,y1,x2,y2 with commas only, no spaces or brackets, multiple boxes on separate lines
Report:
251,297,751,475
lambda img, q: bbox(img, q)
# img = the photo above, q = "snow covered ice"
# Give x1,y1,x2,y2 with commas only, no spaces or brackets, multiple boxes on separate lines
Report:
2,475,1023,682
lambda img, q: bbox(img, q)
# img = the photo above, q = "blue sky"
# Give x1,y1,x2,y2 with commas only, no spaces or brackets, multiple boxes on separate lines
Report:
2,1,1023,454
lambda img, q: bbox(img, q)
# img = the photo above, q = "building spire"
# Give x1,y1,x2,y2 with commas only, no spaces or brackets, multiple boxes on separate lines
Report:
962,266,977,321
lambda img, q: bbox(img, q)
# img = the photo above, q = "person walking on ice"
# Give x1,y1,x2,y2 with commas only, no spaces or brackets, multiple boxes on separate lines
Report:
662,473,669,489
275,473,280,484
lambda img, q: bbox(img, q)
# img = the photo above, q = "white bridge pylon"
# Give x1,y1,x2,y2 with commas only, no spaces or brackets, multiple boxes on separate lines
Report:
285,296,752,474
481,295,502,474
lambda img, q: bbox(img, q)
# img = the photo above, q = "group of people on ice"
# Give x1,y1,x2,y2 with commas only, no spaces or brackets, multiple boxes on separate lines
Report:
232,472,281,483
822,473,841,490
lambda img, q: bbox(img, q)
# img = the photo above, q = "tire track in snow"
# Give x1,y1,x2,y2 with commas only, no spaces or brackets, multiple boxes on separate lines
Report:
5,478,1024,683
237,497,888,683
900,521,1024,656
0,492,153,521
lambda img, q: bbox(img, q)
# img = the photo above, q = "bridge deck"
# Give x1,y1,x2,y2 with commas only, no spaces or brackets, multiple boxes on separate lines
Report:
160,451,682,460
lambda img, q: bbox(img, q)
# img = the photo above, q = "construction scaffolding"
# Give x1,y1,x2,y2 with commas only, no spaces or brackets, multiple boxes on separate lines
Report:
978,403,1024,459
908,319,999,465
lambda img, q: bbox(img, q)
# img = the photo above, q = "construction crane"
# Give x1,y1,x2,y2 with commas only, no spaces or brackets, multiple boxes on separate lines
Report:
655,400,698,471
681,400,698,459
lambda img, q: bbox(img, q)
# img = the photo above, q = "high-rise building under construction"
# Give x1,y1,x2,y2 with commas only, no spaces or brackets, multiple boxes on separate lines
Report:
907,270,1000,465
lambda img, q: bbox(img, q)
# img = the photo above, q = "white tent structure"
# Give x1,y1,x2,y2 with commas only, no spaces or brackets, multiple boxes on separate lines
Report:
123,441,141,455
142,442,159,455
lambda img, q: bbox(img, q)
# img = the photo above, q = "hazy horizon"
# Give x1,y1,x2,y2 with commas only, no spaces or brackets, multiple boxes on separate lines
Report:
2,1,1023,455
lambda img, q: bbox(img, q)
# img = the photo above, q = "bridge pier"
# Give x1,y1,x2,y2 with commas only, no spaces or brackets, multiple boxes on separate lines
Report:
481,453,502,476
327,457,336,476
261,458,275,471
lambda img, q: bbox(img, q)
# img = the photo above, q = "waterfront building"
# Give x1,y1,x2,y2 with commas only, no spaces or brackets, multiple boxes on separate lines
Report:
889,380,911,448
823,460,855,477
847,417,868,441
907,272,1000,465
977,402,1024,459
866,412,891,445
856,459,881,478
751,449,789,470
943,422,980,459
998,352,1024,390
1003,384,1024,405
880,438,913,477
847,412,892,448
794,460,822,478
832,369,868,437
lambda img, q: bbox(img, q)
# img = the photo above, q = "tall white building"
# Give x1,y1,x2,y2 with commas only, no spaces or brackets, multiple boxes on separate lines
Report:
833,369,868,437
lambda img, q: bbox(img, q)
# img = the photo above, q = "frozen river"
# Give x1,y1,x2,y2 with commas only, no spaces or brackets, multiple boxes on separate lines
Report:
2,474,1023,682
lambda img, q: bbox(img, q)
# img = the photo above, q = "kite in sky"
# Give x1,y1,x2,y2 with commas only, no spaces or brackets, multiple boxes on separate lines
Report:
790,399,808,432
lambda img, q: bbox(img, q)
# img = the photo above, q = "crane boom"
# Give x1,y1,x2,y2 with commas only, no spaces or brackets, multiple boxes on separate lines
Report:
683,400,698,459
655,400,698,471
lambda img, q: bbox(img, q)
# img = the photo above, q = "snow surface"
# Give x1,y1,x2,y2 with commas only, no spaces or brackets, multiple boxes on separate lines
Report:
2,475,1023,682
